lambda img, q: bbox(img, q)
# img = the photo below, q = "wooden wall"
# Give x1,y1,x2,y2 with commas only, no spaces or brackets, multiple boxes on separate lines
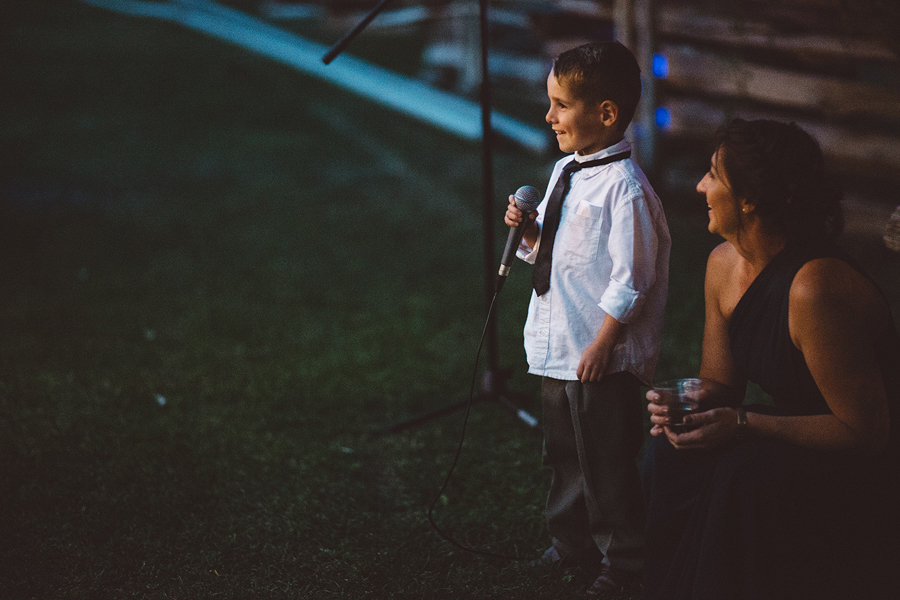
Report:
649,0,900,185
414,0,900,187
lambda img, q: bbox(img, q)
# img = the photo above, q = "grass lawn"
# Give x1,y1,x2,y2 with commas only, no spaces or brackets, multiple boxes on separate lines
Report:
2,2,896,599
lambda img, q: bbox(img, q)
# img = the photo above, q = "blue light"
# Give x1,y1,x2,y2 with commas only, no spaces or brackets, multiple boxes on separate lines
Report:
652,53,669,78
655,107,671,130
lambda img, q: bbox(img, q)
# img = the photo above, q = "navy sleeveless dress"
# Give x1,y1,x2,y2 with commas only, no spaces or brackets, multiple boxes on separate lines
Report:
641,243,899,600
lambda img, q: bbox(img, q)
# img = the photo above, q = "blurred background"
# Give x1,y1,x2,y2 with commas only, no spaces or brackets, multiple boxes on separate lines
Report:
2,1,898,598
64,0,900,229
244,0,900,206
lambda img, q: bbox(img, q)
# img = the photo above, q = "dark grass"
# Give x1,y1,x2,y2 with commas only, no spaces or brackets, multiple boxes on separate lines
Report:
2,2,898,599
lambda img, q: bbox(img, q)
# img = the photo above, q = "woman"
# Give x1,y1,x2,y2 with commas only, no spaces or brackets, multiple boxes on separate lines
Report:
642,119,899,600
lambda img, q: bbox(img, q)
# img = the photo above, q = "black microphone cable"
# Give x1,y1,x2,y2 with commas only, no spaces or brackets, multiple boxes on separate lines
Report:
425,288,530,562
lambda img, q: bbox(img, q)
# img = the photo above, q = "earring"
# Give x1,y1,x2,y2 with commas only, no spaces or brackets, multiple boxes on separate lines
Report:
742,206,749,213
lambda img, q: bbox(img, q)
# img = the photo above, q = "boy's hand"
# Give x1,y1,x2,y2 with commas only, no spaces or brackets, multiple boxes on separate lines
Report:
504,196,537,229
505,195,539,249
577,337,613,383
578,315,624,383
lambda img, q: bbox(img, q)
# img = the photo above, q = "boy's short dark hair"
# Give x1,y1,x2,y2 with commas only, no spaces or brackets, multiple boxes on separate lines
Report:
552,41,642,131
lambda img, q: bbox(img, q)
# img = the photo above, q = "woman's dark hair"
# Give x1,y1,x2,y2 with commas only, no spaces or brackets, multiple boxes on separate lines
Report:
715,119,844,243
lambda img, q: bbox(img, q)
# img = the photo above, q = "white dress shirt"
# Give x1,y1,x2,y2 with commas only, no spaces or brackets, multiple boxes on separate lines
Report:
518,138,670,384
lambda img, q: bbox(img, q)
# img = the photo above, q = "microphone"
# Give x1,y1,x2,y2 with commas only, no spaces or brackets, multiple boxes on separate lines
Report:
496,185,542,292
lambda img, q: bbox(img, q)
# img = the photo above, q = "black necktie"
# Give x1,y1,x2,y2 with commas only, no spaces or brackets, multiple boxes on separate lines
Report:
532,151,631,296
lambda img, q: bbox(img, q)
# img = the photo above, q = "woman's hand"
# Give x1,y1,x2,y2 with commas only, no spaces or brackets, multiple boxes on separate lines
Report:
662,407,746,449
647,388,743,449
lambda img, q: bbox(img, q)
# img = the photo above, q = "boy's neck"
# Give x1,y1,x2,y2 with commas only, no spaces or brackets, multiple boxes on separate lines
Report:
576,133,626,157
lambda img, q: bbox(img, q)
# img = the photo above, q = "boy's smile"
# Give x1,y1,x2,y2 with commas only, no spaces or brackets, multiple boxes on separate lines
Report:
545,72,618,155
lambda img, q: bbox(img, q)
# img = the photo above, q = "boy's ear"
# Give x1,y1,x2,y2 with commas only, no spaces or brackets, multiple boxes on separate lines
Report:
597,100,619,127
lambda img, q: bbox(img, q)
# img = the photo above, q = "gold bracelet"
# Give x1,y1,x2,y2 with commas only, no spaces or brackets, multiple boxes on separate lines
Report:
735,407,748,438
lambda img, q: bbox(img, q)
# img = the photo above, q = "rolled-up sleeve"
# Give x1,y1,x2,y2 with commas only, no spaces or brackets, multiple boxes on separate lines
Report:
599,194,658,324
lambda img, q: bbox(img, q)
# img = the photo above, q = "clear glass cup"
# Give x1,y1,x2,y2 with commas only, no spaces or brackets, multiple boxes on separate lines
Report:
653,378,704,433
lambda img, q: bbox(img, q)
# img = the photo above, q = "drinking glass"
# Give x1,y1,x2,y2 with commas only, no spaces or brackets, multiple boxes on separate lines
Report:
653,378,704,433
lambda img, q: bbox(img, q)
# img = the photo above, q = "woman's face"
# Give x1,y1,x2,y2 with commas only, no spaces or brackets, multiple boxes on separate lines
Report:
697,149,742,238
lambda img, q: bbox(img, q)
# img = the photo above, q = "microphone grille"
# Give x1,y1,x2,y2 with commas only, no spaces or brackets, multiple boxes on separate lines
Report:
514,185,541,212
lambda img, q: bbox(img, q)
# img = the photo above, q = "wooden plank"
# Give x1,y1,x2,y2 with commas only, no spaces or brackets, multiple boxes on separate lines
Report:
656,4,898,62
660,97,900,178
659,44,900,122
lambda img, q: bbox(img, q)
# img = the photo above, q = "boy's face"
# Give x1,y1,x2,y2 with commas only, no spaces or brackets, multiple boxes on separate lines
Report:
545,72,618,155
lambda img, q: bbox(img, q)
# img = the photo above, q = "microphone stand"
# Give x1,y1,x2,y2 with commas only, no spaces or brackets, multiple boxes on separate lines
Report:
321,0,393,65
321,0,539,436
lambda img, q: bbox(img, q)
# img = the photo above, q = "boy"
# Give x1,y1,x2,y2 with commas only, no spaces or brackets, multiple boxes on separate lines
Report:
504,41,669,596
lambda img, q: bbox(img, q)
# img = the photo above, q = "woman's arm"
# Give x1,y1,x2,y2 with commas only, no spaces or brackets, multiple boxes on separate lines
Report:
648,244,746,439
697,243,745,392
762,258,890,452
662,257,891,454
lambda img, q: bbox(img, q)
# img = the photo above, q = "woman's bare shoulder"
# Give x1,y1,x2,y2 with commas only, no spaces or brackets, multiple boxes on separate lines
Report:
706,242,739,281
707,241,738,266
791,258,876,306
790,257,885,331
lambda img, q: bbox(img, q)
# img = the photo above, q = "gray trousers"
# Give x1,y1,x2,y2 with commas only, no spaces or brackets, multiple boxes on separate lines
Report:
542,372,645,574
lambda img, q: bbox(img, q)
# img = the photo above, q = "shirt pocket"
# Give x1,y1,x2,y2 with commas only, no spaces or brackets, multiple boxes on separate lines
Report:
560,201,603,264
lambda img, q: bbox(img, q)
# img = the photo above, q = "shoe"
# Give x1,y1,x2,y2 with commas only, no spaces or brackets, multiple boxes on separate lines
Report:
530,545,606,570
528,545,563,567
585,565,642,597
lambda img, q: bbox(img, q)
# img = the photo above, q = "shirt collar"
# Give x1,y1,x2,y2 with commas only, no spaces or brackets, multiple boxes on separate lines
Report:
573,138,632,164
